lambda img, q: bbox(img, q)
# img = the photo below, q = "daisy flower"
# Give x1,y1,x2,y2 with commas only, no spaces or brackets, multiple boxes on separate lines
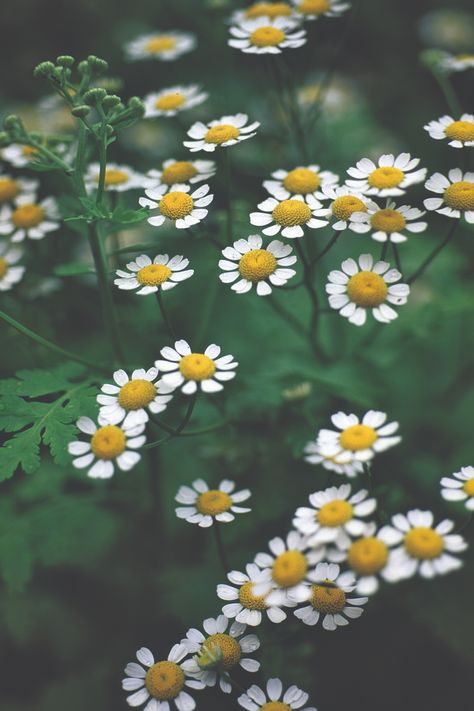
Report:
250,193,328,238
124,31,196,62
381,510,468,581
219,235,297,296
180,615,260,693
147,159,216,189
303,439,364,478
238,679,316,711
317,410,401,464
139,183,213,229
0,195,59,242
291,0,350,21
293,484,376,548
348,201,427,243
228,17,306,55
441,466,474,510
121,644,204,710
217,563,287,626
184,114,260,153
290,562,367,630
0,246,25,291
424,113,474,148
263,164,339,201
143,85,208,118
311,185,371,231
1,142,67,168
0,173,38,205
230,2,295,23
346,153,427,197
440,53,474,72
68,416,146,479
84,163,154,193
114,254,194,295
155,339,238,395
326,254,410,326
175,479,251,527
424,168,474,223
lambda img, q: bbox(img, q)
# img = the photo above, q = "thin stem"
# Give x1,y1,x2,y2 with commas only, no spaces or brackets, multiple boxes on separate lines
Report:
27,137,72,175
432,70,462,116
295,242,326,361
381,241,390,260
95,122,108,207
73,122,88,198
155,289,176,340
391,242,402,273
151,416,231,438
223,149,233,244
311,231,340,266
212,522,230,573
265,294,308,343
408,219,459,284
144,395,198,449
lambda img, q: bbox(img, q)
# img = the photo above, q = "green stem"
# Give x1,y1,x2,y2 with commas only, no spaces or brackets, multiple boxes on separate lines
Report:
265,294,308,344
407,219,459,284
155,289,176,340
144,395,198,449
311,231,340,266
95,123,108,207
223,150,233,244
391,242,402,273
432,70,462,116
27,138,72,175
295,242,326,361
74,122,88,198
212,522,230,572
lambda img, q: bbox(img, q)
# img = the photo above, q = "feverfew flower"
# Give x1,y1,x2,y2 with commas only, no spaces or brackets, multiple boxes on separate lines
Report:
184,114,260,153
311,185,371,230
250,194,328,238
317,410,401,464
231,2,295,23
0,195,59,242
84,163,154,193
68,416,146,479
349,201,427,243
143,85,208,118
228,17,306,55
1,142,67,168
303,439,364,478
114,254,194,295
264,164,339,201
219,235,297,296
346,153,427,197
0,173,38,205
291,0,350,21
326,254,410,326
440,53,474,72
217,563,287,626
424,169,474,222
139,183,213,229
97,367,173,428
424,113,474,148
0,246,25,291
147,159,216,189
441,466,474,510
124,31,196,62
175,479,251,527
238,679,316,711
156,339,238,395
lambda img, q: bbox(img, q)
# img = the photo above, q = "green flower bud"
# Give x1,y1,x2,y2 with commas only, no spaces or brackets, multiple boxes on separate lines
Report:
78,60,89,75
420,49,448,71
33,61,55,78
3,114,24,132
83,87,108,105
56,55,75,67
87,55,109,73
105,124,114,136
102,94,121,110
0,131,11,146
127,96,145,116
71,105,91,118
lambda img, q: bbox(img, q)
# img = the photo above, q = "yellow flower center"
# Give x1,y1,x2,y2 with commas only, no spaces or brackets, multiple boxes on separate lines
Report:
161,161,198,185
463,478,474,497
347,537,389,575
283,167,320,194
0,257,8,279
298,0,330,15
196,490,232,515
443,181,474,210
137,264,172,286
272,199,311,226
456,54,474,61
90,425,126,460
250,26,286,47
317,499,353,527
179,353,216,381
159,191,194,219
117,379,157,410
155,92,185,111
245,2,292,18
370,208,406,233
339,423,378,451
367,166,405,189
205,124,240,144
444,120,474,142
145,661,185,700
310,582,346,613
22,145,39,158
346,271,388,307
238,581,268,610
331,195,367,220
11,203,45,229
200,634,241,671
272,550,308,587
145,36,177,54
260,704,291,711
404,527,444,560
239,249,277,281
0,177,20,203
102,169,129,186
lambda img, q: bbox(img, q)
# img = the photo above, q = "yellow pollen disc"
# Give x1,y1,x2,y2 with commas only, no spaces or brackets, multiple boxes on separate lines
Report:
317,499,353,527
283,168,320,194
463,478,474,497
137,264,172,286
272,550,308,587
443,181,474,210
0,177,20,202
179,353,216,381
245,2,292,18
260,704,291,711
196,490,232,515
161,161,198,185
0,258,8,279
331,195,367,220
298,0,330,15
367,166,405,189
22,145,39,158
310,582,346,613
155,92,185,111
339,423,378,451
444,120,474,142
250,26,286,47
370,208,406,233
145,661,185,700
159,191,194,219
346,271,388,307
101,169,129,186
348,537,388,575
145,36,177,54
239,249,277,281
404,527,444,560
202,634,241,671
272,199,311,226
457,54,474,61
12,203,45,229
90,425,126,460
205,124,240,145
238,581,268,610
118,379,157,410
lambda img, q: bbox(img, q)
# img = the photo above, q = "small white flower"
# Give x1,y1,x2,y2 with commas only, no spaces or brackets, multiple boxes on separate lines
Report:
0,173,38,204
317,410,401,464
143,85,208,118
263,164,339,201
124,31,196,62
1,142,68,168
175,479,251,527
0,245,25,291
326,254,410,326
230,3,296,24
440,53,474,73
84,162,154,193
146,158,216,189
184,113,260,153
217,563,288,626
219,235,296,296
441,466,474,510
424,168,474,223
97,367,173,428
349,200,427,243
155,339,238,395
238,678,317,711
228,17,306,54
293,484,376,548
424,113,474,148
310,184,371,230
303,439,364,478
114,254,194,295
0,195,60,242
346,153,427,197
250,193,328,238
291,0,350,21
139,183,213,229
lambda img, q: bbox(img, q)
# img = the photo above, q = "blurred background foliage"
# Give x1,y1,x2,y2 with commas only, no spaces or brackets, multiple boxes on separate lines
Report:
0,0,473,709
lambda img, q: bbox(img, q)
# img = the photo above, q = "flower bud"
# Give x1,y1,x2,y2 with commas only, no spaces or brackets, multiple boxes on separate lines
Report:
102,94,121,110
87,55,109,73
127,96,145,116
0,131,11,146
33,61,55,78
83,88,108,105
71,105,91,118
56,55,75,67
105,124,114,136
78,60,89,75
3,114,24,132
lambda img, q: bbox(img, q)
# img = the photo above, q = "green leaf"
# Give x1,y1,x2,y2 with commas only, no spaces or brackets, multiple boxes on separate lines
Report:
54,262,95,277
